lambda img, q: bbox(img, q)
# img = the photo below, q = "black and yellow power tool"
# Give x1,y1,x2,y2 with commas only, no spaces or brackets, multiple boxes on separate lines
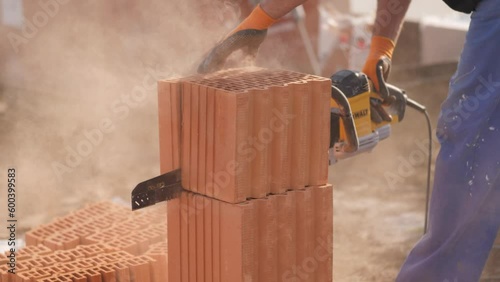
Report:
328,60,426,164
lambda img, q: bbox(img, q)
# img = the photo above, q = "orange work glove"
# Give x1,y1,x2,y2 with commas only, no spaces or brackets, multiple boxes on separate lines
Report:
362,36,395,92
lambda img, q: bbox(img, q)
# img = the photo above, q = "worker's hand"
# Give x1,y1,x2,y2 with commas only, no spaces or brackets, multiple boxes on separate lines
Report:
362,36,395,92
197,4,276,74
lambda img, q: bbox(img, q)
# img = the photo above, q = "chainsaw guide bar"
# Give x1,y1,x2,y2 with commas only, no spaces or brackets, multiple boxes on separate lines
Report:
131,169,183,210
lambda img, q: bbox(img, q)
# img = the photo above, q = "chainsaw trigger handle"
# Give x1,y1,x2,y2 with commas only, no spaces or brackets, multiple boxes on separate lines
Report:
331,85,359,153
375,58,391,100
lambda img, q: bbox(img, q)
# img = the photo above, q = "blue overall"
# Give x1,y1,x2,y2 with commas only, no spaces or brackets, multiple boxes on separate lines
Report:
396,1,500,281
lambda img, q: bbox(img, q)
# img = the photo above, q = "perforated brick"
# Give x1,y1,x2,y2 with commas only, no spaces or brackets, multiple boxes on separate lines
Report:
158,67,331,203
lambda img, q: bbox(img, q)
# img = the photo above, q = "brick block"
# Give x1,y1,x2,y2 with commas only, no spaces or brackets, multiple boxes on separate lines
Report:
167,184,333,281
158,68,331,203
158,80,181,173
220,198,256,281
270,84,292,194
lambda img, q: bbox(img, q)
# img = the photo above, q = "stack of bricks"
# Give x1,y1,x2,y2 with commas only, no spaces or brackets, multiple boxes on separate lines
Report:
159,67,334,281
1,202,168,281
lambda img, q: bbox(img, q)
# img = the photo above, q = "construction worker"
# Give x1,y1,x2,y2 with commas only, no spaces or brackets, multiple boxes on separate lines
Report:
199,0,500,281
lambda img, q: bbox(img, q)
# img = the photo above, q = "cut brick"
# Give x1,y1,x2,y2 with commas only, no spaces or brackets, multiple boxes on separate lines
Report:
198,85,208,195
277,192,297,280
256,197,278,282
308,80,331,185
180,193,190,282
205,87,216,198
158,80,177,172
188,193,197,282
313,184,334,281
158,68,330,202
249,88,272,198
295,188,316,282
270,84,292,194
290,81,311,190
203,197,213,282
181,81,192,188
212,198,221,282
220,200,256,281
190,83,200,193
126,256,154,282
213,88,250,203
195,194,205,282
167,198,181,282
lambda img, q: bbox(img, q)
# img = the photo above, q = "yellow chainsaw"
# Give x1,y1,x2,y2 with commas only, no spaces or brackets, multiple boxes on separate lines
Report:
329,60,426,164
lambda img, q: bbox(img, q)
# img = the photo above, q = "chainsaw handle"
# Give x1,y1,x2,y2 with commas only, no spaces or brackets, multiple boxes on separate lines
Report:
331,85,359,153
376,59,391,101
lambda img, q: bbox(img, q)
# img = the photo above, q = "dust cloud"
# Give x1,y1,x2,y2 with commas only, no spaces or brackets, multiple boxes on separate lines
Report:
0,0,241,233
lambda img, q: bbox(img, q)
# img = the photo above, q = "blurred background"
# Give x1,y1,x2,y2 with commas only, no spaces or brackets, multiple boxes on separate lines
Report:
1,0,494,281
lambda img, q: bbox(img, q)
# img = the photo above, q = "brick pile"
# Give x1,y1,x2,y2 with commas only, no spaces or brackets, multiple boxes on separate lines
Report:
159,67,334,281
1,202,168,282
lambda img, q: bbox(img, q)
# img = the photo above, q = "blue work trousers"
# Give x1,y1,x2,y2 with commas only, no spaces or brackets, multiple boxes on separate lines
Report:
396,0,500,281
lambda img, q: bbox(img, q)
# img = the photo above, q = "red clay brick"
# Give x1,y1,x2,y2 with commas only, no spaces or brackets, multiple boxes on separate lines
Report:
43,230,80,251
295,188,316,282
96,264,116,282
167,198,181,282
313,184,333,281
146,253,167,282
158,80,176,172
270,85,292,194
188,193,197,282
212,199,221,282
108,261,130,282
125,256,153,282
277,192,297,280
181,81,192,189
249,88,272,198
14,245,52,259
190,83,200,193
308,80,331,185
160,68,331,202
220,200,256,281
198,85,208,195
82,268,102,282
205,87,216,198
14,267,51,282
15,258,44,272
213,88,250,203
68,270,87,282
256,197,278,282
290,82,311,190
195,195,205,282
203,197,213,282
180,193,189,282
